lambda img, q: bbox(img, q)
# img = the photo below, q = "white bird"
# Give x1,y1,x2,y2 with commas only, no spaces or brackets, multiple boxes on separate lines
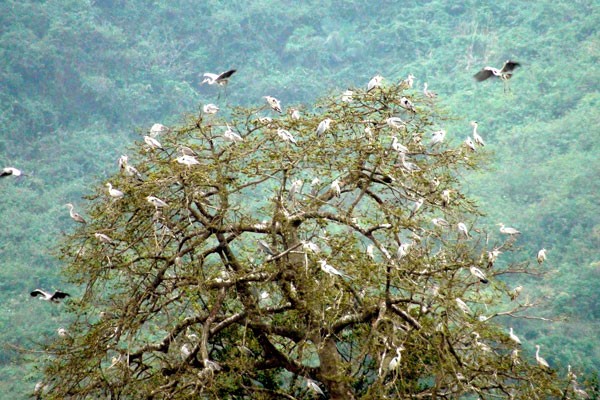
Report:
464,137,476,151
106,183,124,199
201,69,236,85
264,96,282,113
509,327,522,345
257,239,276,256
180,343,192,359
511,348,521,366
472,332,492,352
474,60,520,83
57,327,69,338
150,123,168,137
178,146,197,157
223,124,243,142
276,128,297,144
203,103,220,114
391,136,408,153
470,121,485,146
288,179,303,200
1,167,23,178
455,298,471,314
397,242,412,259
432,217,449,228
367,74,383,92
316,118,332,136
403,74,415,88
441,189,451,207
411,198,424,214
66,203,86,224
509,285,523,301
302,241,321,254
366,244,375,259
423,82,437,98
318,260,352,279
469,266,488,283
289,108,301,120
330,179,341,197
341,89,353,103
306,378,325,396
388,346,405,371
310,177,321,195
498,223,521,235
430,129,446,146
535,344,550,369
386,117,405,130
400,96,416,112
457,222,470,239
487,249,502,268
537,248,547,264
398,153,420,172
147,196,169,208
31,289,70,302
94,232,113,244
175,155,200,167
144,135,163,149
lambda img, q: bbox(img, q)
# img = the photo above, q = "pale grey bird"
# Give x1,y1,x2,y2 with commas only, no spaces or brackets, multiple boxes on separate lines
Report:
118,156,143,181
367,74,383,92
469,266,488,283
288,179,303,200
464,136,476,151
455,298,471,314
203,103,219,114
306,378,325,396
289,108,301,120
144,135,163,149
403,74,415,88
66,203,86,224
391,136,408,153
470,121,485,146
341,89,353,103
223,124,243,142
431,217,449,228
318,260,353,279
150,123,168,137
386,117,405,130
30,289,70,303
474,60,520,82
535,344,550,369
498,223,521,235
457,222,470,238
94,232,114,244
175,155,200,166
397,242,412,259
276,128,297,144
106,183,124,199
537,248,547,264
388,346,405,371
430,129,446,146
411,198,424,214
201,69,236,85
257,239,276,256
441,189,451,207
423,82,437,98
264,96,282,113
178,146,197,157
316,118,332,136
399,96,416,112
330,178,341,197
487,249,501,268
398,153,420,172
302,240,321,254
147,196,169,208
509,327,522,345
57,327,69,338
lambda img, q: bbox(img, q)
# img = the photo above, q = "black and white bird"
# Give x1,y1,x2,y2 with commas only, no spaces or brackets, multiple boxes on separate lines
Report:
201,69,236,85
66,203,86,224
469,266,488,284
30,289,70,303
399,97,416,112
264,96,282,113
1,167,23,178
474,60,521,82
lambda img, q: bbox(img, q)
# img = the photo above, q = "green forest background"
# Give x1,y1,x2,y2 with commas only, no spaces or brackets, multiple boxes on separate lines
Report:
0,0,598,397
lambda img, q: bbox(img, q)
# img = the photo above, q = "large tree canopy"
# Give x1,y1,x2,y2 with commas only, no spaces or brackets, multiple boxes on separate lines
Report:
39,81,577,399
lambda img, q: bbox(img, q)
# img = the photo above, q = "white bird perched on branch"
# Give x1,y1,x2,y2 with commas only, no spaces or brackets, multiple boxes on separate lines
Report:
423,82,437,98
94,232,113,244
144,135,163,150
30,289,70,303
201,69,236,85
411,198,424,215
147,196,169,208
431,217,449,228
470,121,485,146
430,129,446,146
400,96,416,112
367,74,383,92
175,155,200,167
391,136,408,153
386,117,405,130
509,327,522,345
330,179,341,197
388,346,405,371
276,128,297,144
535,344,550,369
487,249,501,268
302,241,321,254
318,260,353,279
316,118,332,136
464,137,476,151
106,183,124,199
289,108,301,120
57,327,69,338
341,89,353,103
397,242,412,259
150,123,168,137
1,167,23,178
66,203,86,224
397,153,420,173
264,96,282,113
457,222,470,239
510,285,523,301
257,239,276,256
223,124,243,142
288,179,303,200
498,223,521,235
441,189,451,207
403,74,415,88
366,244,375,260
537,248,547,264
455,298,472,314
203,103,219,114
469,266,488,283
118,155,143,181
306,378,325,397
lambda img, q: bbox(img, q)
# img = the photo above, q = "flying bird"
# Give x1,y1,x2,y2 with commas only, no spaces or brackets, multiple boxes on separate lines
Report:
264,96,282,113
201,69,236,85
66,203,86,224
1,167,23,178
30,289,70,303
474,60,521,82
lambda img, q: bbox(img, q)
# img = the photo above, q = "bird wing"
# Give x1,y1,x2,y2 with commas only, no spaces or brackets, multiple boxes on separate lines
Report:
216,69,236,81
30,289,48,298
501,61,521,73
1,168,15,177
52,291,71,299
473,68,494,81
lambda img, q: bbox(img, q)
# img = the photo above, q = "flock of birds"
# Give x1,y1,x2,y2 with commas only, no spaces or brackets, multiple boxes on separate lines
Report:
3,60,585,397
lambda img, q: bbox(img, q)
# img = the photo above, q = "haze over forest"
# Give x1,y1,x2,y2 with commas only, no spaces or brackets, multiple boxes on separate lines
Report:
0,0,598,397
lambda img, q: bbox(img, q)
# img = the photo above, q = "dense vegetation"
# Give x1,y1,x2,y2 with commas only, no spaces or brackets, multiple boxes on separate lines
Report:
0,0,598,397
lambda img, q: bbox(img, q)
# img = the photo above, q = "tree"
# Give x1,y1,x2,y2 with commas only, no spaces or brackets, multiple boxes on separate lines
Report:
38,81,573,399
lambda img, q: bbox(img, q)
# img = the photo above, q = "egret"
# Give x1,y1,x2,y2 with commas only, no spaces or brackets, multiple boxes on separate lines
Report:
223,124,243,142
331,179,341,197
441,189,451,207
150,123,168,137
509,327,522,345
511,348,521,366
175,155,200,167
318,260,353,279
316,118,332,136
180,343,192,359
276,128,297,144
201,69,236,85
388,346,405,371
397,242,411,259
118,156,143,181
264,96,282,113
306,378,325,396
66,203,86,224
147,196,169,208
432,217,449,228
30,289,70,303
399,96,416,112
106,183,124,199
366,244,375,259
403,74,415,88
288,179,303,200
457,222,470,239
430,129,446,146
391,136,408,153
469,266,488,283
537,248,547,264
289,108,301,120
178,146,197,157
310,177,321,195
498,223,521,235
302,241,321,254
341,89,353,102
474,60,520,82
535,344,550,369
464,136,476,151
257,240,276,256
509,285,523,301
144,135,162,150
94,232,114,244
1,167,23,178
386,117,405,130
57,327,69,338
470,121,485,146
203,103,219,114
423,82,437,98
398,153,420,172
411,198,424,214
367,74,383,92
487,249,501,268
455,298,472,314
